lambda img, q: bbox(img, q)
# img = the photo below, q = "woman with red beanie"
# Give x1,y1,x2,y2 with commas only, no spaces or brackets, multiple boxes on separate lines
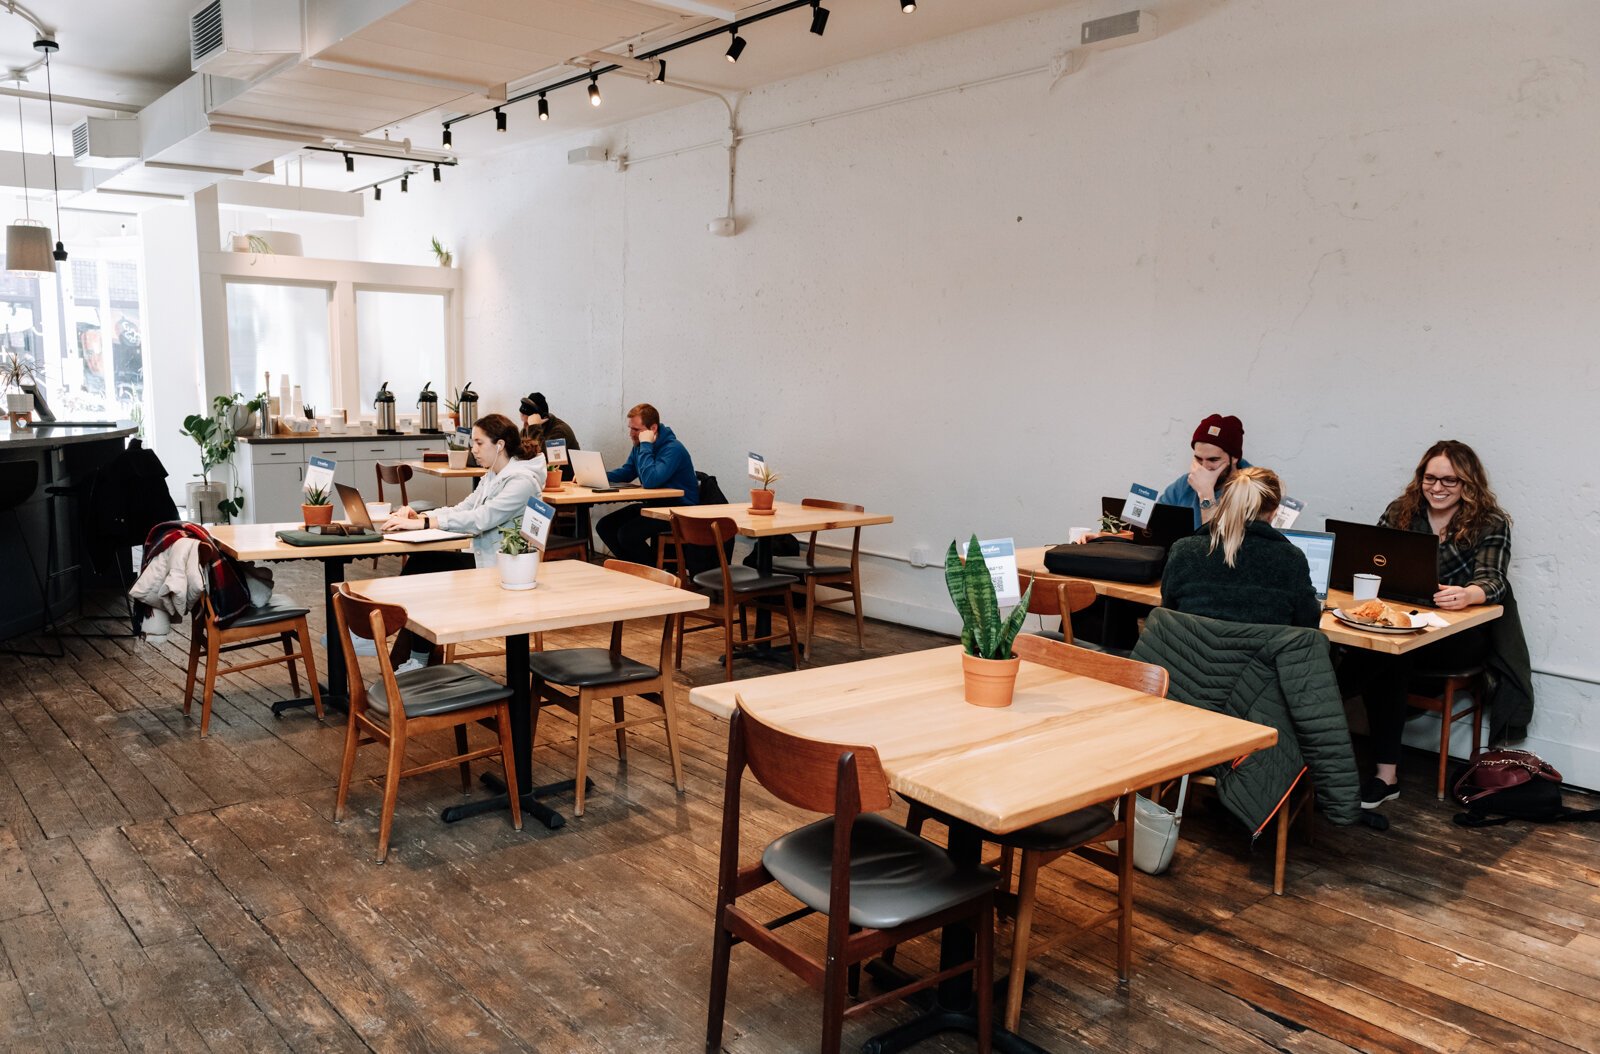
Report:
1159,413,1249,530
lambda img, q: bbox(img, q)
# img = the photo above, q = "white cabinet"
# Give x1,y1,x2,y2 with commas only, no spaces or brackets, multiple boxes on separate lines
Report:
237,436,454,522
247,461,305,523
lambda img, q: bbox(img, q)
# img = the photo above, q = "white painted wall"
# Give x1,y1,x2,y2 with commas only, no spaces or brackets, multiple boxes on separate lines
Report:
140,203,204,505
355,0,1600,787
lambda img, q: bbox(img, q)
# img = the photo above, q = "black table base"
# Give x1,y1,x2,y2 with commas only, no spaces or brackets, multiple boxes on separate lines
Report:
441,770,594,830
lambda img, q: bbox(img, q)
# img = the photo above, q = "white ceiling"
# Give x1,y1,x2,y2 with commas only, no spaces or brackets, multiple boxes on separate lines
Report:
0,0,1074,194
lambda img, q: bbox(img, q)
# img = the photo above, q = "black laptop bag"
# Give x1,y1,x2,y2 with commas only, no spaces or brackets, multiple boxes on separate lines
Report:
1043,536,1166,583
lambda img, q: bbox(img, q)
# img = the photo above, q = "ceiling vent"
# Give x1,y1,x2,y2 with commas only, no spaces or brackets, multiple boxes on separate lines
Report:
189,0,302,80
71,117,141,169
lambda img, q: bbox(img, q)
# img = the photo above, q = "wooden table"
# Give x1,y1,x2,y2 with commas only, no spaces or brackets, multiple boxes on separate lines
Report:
354,561,708,829
644,501,893,660
403,459,486,479
1014,545,1502,656
690,646,1275,1052
542,481,684,543
208,523,470,711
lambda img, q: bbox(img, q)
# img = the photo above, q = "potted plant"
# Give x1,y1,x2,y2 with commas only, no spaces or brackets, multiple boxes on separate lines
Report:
301,483,334,526
1,349,39,417
445,385,462,429
946,535,1033,708
431,236,453,268
544,461,564,492
497,522,540,590
446,428,472,469
180,405,246,523
750,464,780,513
1096,511,1133,540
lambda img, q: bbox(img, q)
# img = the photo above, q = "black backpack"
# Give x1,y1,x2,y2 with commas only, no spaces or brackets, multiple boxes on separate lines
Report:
1452,750,1600,828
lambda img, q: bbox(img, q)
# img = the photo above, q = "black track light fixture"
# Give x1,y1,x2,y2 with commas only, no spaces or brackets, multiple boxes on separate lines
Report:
374,185,382,201
588,76,602,106
538,93,549,120
725,28,746,62
433,163,441,182
344,152,354,172
400,172,409,192
810,2,829,35
653,58,667,83
901,0,916,10
442,125,452,149
495,106,506,132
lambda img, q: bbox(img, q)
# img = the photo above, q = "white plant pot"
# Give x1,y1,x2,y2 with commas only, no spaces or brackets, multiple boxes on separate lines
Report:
140,609,172,638
6,393,31,413
447,449,470,469
498,551,541,591
185,482,226,525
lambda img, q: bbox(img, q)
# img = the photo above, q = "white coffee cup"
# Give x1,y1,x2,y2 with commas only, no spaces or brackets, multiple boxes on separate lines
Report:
1069,526,1092,544
366,501,392,521
1352,573,1382,601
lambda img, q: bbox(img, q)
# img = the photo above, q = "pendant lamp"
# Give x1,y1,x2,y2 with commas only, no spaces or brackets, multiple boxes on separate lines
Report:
5,81,53,275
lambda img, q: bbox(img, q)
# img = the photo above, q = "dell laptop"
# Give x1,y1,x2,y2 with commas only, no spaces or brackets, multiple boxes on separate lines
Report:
1325,519,1439,607
1100,496,1197,550
1279,528,1336,605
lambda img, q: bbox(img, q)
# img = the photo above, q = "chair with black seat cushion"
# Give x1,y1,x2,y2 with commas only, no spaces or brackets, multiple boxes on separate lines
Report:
706,701,999,1054
1019,572,1101,650
528,559,686,816
331,584,520,862
901,633,1168,1032
671,512,801,681
181,543,320,737
768,498,867,655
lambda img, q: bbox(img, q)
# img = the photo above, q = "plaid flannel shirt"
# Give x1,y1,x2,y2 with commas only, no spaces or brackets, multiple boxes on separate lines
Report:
1379,499,1511,603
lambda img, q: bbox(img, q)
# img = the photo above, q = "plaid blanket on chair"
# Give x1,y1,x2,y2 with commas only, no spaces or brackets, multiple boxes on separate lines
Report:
140,521,254,624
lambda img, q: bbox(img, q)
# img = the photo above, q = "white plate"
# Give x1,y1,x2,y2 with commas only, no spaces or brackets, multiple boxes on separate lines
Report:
1330,608,1426,634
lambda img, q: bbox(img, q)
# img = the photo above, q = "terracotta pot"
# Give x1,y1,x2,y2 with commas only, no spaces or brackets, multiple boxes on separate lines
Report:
750,488,775,511
545,468,564,491
961,652,1021,708
302,503,334,526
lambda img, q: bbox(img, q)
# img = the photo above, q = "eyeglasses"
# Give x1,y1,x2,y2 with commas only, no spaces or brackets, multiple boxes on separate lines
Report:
1422,474,1462,489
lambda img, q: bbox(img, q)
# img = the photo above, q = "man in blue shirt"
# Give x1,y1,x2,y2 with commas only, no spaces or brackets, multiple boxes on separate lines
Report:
1159,413,1250,530
597,402,700,564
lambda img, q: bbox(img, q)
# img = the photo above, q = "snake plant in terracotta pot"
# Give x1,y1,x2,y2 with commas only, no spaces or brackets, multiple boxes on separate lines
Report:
301,483,334,526
946,534,1033,707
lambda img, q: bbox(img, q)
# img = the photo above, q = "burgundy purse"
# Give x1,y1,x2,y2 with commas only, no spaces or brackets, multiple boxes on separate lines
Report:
1452,749,1561,805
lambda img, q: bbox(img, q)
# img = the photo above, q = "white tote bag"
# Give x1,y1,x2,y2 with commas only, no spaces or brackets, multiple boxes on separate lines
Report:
1108,774,1188,876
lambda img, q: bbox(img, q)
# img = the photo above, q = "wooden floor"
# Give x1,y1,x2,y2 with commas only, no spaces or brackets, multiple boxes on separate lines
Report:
1,559,1597,1054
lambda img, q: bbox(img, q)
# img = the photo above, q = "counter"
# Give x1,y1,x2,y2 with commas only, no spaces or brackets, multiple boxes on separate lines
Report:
241,429,452,444
1,423,138,449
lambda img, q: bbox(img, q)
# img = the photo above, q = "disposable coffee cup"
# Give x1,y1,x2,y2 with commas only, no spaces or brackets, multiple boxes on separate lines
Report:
366,501,392,521
1352,573,1381,601
1069,526,1092,544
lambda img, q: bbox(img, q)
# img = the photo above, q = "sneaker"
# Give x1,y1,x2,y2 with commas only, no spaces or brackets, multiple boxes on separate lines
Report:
1360,775,1399,810
392,657,427,675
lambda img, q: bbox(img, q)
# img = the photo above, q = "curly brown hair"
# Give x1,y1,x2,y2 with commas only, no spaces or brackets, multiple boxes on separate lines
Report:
1392,440,1508,547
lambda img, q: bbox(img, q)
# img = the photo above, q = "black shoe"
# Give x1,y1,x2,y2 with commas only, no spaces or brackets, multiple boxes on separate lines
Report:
1360,776,1399,810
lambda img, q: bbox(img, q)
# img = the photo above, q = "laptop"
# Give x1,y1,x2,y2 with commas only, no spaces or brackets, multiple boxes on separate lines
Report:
333,482,468,543
1325,519,1439,606
1100,496,1196,550
1279,528,1336,605
570,449,640,491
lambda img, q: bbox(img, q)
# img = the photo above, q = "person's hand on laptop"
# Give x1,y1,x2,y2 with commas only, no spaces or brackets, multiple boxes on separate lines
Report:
1432,583,1484,611
383,506,425,531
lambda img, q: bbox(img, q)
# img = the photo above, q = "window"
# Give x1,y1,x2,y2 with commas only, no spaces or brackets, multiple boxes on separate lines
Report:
355,290,448,413
226,282,332,413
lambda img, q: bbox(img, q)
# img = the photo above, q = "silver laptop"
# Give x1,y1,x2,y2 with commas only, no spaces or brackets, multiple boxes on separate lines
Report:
569,449,639,490
1280,528,1336,604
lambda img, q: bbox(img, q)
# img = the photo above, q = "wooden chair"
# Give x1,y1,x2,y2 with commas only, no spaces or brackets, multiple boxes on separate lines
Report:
769,498,867,654
671,513,801,681
331,584,520,863
903,634,1168,1032
1408,664,1487,800
1175,769,1315,897
181,544,320,737
707,702,999,1054
527,560,686,816
374,462,435,513
1019,572,1099,646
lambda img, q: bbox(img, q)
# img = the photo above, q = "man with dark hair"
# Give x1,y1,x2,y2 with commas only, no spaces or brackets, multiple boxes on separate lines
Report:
1159,413,1251,529
519,391,580,477
596,402,701,564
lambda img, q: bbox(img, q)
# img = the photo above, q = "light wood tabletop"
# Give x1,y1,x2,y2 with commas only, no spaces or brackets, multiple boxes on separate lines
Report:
404,460,487,479
208,522,472,561
1013,545,1502,656
351,560,709,645
641,501,893,538
689,645,1276,834
540,483,684,505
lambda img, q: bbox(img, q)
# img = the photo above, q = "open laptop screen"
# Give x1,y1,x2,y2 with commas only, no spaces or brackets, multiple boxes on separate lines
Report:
1279,528,1335,601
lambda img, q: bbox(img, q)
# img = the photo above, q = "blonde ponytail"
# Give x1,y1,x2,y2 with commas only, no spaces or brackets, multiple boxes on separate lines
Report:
1207,466,1283,568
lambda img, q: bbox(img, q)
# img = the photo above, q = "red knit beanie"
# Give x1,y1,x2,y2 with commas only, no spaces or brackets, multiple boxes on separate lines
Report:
1192,414,1244,460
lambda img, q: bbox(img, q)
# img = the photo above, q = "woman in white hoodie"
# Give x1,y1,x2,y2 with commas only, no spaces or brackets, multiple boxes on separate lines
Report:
382,412,545,669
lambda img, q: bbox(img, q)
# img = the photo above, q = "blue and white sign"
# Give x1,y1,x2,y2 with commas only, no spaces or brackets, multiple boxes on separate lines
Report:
1123,483,1159,528
747,451,766,481
304,456,336,497
1270,496,1304,530
521,495,556,550
978,537,1021,606
545,438,568,465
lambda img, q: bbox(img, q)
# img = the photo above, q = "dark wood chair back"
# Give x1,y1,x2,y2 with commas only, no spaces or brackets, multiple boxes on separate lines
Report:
601,558,682,668
1012,632,1169,698
1020,573,1098,643
795,497,864,566
375,462,415,506
731,698,891,815
670,513,738,584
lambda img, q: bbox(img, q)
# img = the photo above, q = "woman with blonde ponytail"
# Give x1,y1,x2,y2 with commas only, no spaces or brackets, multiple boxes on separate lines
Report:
1160,466,1320,628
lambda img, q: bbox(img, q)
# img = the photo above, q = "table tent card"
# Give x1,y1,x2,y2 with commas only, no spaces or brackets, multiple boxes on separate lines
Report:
1122,483,1158,528
521,495,556,551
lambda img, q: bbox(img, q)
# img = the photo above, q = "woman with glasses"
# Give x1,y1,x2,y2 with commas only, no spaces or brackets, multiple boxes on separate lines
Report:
1346,440,1532,810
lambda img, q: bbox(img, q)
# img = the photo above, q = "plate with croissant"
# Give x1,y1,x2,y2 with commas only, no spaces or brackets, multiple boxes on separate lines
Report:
1331,599,1424,634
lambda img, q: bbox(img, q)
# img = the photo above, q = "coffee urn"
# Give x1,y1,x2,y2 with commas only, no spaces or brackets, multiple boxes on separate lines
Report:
456,381,478,428
417,382,440,433
374,381,398,434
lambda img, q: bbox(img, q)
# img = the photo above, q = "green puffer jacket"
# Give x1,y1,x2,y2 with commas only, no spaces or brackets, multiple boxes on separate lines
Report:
1131,608,1360,834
